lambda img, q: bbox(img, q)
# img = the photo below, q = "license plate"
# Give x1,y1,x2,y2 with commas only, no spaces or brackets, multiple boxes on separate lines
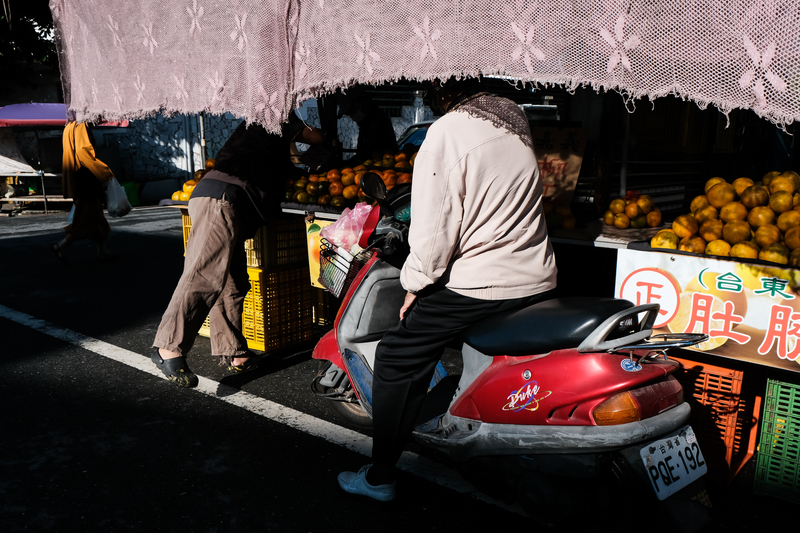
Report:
640,425,707,501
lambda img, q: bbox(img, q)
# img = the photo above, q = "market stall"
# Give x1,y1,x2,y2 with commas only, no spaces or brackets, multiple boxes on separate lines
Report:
49,0,800,503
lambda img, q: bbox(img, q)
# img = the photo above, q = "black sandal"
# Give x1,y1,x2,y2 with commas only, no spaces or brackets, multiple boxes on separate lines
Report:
219,353,260,375
51,243,71,266
151,348,199,388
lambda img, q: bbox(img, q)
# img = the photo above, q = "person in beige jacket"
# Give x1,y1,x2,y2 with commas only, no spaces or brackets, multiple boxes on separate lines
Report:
338,77,558,501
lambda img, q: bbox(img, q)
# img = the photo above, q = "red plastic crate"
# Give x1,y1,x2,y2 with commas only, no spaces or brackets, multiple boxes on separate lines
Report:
670,355,761,484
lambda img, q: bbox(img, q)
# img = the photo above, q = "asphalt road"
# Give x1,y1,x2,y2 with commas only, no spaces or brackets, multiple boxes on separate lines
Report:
1,206,798,532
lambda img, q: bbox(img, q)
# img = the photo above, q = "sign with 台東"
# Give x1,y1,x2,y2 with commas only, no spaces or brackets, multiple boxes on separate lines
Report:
531,126,586,205
615,249,800,374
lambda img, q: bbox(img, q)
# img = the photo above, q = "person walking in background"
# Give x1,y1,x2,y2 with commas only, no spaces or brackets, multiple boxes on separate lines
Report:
52,121,115,264
150,113,324,387
337,77,558,501
336,86,399,162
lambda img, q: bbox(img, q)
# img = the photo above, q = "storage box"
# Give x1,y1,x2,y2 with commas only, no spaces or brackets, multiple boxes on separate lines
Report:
181,210,307,268
754,379,800,503
670,355,760,484
197,265,314,352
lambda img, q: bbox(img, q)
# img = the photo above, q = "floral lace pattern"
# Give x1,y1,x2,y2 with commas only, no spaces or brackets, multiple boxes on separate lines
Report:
49,1,800,129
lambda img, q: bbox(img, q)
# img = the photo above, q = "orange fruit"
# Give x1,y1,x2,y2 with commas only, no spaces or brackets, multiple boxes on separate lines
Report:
394,161,412,169
754,224,781,248
650,231,679,249
293,190,309,203
769,190,794,214
698,219,723,242
769,176,797,195
328,181,344,197
603,209,615,226
759,242,789,265
631,215,647,229
790,248,800,267
205,158,215,169
636,195,654,215
397,173,412,184
689,195,710,213
327,169,342,181
780,170,800,191
706,182,737,208
330,196,347,207
294,179,308,191
341,172,356,187
179,191,191,201
672,214,699,238
306,182,319,195
784,226,800,250
171,191,182,201
343,184,359,200
778,210,800,233
609,198,627,215
705,239,731,257
704,177,727,193
722,220,752,244
394,152,409,162
318,194,331,205
613,213,631,229
625,201,643,219
353,164,367,171
762,170,781,187
354,170,367,186
183,179,197,192
194,169,207,181
740,185,769,208
693,205,718,224
747,206,777,229
679,235,706,254
732,177,755,197
794,192,800,207
646,210,662,227
668,291,728,351
382,173,397,188
719,201,748,223
731,241,759,259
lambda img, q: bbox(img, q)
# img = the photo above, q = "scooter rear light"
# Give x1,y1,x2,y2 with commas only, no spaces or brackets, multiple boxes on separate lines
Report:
592,391,641,426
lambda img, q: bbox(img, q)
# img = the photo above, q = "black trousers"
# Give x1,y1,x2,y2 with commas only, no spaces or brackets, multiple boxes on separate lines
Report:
371,286,554,469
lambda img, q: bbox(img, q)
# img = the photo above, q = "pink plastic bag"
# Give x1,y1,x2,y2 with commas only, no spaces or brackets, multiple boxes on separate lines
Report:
320,202,373,253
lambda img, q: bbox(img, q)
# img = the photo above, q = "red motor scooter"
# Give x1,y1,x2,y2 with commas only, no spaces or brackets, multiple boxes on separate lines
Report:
312,173,711,530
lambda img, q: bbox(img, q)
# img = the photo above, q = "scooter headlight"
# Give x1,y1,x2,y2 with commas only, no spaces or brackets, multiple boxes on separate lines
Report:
592,391,641,426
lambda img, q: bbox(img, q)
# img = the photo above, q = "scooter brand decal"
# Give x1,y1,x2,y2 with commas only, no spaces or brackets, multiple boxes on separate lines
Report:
502,380,552,412
621,359,643,372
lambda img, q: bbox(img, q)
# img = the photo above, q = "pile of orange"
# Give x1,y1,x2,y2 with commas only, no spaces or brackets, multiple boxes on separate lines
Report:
170,160,214,201
650,171,800,266
603,194,662,230
285,146,419,208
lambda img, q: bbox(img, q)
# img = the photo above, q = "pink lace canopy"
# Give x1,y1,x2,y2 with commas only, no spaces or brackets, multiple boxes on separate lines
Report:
50,0,800,131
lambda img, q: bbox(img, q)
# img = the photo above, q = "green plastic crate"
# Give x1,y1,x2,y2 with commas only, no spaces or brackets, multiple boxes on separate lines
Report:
754,379,800,503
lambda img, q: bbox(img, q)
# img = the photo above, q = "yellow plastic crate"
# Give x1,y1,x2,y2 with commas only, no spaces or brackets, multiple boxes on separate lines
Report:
181,210,307,268
197,265,314,352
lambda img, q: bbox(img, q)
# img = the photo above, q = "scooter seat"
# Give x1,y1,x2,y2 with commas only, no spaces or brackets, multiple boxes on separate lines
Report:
463,297,634,356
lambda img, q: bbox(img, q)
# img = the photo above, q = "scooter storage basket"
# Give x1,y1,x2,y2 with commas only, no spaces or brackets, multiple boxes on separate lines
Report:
318,238,373,297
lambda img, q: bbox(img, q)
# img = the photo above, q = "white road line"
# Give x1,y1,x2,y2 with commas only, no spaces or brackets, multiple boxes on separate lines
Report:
0,303,523,515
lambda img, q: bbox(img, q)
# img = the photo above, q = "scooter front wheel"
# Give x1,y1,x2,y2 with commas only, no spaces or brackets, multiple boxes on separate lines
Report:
313,361,373,430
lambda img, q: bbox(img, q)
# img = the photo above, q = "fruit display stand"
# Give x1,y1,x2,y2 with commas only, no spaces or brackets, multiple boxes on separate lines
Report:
615,239,800,499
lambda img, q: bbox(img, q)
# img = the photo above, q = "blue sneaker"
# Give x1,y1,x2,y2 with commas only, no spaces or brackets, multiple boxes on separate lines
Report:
338,465,396,501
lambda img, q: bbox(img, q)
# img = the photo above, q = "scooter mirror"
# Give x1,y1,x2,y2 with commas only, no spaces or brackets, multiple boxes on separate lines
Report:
361,172,387,201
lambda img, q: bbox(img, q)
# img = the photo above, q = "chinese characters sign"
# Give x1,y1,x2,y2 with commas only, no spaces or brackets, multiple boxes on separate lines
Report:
531,126,586,205
616,249,800,373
